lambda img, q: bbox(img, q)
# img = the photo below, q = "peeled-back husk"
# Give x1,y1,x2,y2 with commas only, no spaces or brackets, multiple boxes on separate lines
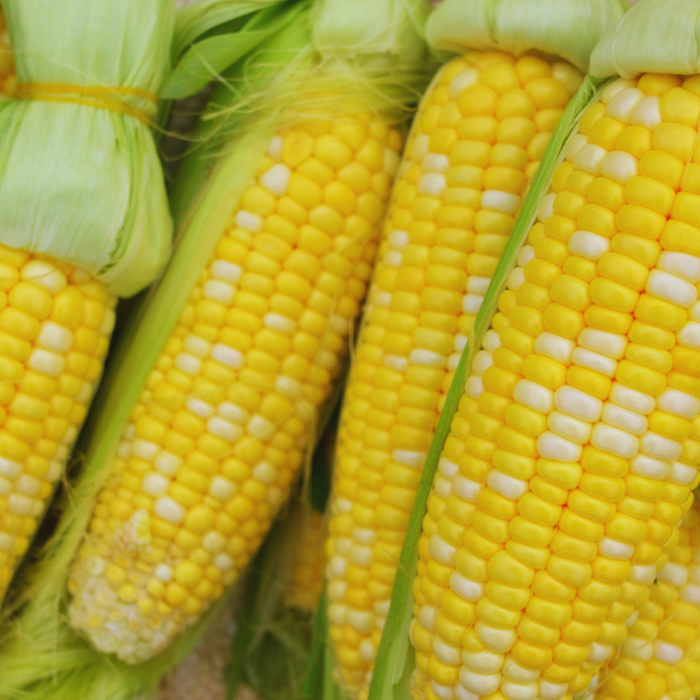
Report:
591,0,700,79
427,0,627,72
0,0,173,297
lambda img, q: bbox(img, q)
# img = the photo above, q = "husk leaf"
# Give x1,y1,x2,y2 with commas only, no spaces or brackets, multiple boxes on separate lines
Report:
426,0,627,72
590,0,700,79
366,75,609,700
0,0,431,696
0,0,174,297
163,0,300,99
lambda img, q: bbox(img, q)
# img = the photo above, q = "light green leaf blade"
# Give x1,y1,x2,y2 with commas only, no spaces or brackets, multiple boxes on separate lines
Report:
163,1,304,99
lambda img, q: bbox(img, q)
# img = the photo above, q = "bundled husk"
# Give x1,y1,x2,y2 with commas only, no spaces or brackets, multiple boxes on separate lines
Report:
0,0,174,298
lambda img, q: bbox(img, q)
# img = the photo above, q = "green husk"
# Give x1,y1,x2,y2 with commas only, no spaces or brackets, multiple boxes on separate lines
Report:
0,0,173,298
366,74,609,700
427,0,627,72
590,0,700,79
0,0,431,697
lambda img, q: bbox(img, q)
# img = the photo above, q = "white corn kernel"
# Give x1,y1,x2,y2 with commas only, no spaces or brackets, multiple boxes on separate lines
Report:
647,269,697,307
450,571,483,602
154,497,185,524
639,431,682,461
481,190,520,214
572,347,617,377
602,403,648,435
556,385,603,423
209,476,237,500
260,163,290,195
599,537,634,560
600,151,638,184
547,411,592,444
449,68,479,99
568,230,610,260
534,332,575,364
537,432,583,461
513,380,554,414
419,173,447,197
203,280,234,304
28,348,65,377
631,95,662,128
610,383,655,414
591,423,639,459
606,87,644,123
657,388,700,418
668,461,696,484
235,210,263,232
487,470,528,499
565,134,588,163
210,259,242,283
629,453,670,480
574,144,607,175
578,327,628,359
37,321,73,353
142,473,169,497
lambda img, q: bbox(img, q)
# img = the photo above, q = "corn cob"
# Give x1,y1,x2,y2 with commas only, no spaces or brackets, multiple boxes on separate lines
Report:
0,0,173,606
0,249,116,601
595,505,700,700
285,505,326,611
322,1,629,688
66,110,405,662
409,65,700,700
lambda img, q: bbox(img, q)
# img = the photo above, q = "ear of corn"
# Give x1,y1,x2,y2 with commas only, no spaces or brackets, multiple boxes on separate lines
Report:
0,0,176,610
67,96,405,665
0,249,117,602
406,62,700,700
0,0,431,695
323,0,626,695
594,504,700,700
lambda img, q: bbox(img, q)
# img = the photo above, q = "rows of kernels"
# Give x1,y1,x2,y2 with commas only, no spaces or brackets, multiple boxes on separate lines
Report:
410,72,700,700
0,244,115,602
570,73,700,695
595,506,700,700
284,507,326,611
324,50,582,699
0,10,14,97
67,115,403,663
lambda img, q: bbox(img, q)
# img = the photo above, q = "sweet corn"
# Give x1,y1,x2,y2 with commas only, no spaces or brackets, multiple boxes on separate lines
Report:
594,504,700,700
325,50,582,697
285,504,326,611
67,115,403,663
410,73,700,700
0,245,115,603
